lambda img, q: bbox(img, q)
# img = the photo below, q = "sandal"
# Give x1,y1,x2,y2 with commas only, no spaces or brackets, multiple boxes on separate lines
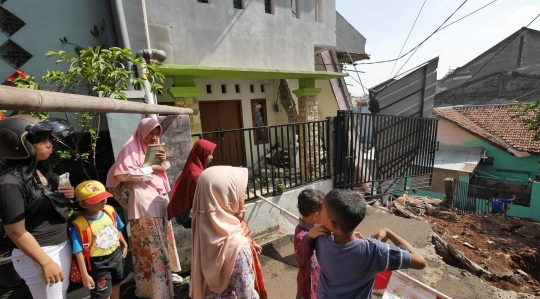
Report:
171,273,184,284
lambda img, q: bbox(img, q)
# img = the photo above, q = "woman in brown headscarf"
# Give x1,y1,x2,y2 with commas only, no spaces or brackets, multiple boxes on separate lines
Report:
190,166,259,299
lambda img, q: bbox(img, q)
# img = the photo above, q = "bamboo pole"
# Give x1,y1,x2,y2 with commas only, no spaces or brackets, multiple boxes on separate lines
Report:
0,85,198,115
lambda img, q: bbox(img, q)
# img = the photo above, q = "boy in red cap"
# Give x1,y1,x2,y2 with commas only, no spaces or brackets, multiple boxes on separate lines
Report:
72,180,128,299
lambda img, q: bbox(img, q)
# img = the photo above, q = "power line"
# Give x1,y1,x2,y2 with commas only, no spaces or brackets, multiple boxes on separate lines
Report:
511,85,540,102
438,0,497,32
356,0,498,66
389,0,427,79
391,0,469,76
444,13,540,103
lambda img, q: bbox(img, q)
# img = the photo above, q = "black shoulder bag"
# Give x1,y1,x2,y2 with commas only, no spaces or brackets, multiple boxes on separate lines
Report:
41,185,73,222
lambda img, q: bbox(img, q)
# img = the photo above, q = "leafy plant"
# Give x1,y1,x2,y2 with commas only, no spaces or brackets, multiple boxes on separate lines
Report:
13,46,165,180
295,173,303,185
511,100,540,141
60,19,108,52
255,177,267,188
273,178,286,195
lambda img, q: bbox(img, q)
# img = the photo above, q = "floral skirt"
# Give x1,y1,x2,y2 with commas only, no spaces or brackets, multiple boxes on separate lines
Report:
204,245,260,299
130,217,181,299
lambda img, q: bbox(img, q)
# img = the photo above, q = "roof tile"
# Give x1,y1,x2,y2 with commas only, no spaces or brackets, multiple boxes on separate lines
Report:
433,105,540,154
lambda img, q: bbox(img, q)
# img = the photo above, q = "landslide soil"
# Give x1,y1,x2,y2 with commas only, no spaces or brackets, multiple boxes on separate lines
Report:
424,213,540,295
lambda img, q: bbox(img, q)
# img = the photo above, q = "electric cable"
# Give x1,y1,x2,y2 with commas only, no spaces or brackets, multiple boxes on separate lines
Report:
389,0,427,78
356,0,499,66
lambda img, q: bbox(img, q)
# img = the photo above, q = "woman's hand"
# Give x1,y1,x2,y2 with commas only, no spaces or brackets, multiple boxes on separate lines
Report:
41,259,64,285
151,165,164,173
56,186,74,199
253,243,263,254
156,149,167,162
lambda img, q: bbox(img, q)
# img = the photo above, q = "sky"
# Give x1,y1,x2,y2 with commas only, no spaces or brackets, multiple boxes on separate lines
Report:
336,0,540,97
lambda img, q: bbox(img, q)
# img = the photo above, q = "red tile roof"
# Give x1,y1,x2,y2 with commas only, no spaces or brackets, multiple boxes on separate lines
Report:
433,105,540,154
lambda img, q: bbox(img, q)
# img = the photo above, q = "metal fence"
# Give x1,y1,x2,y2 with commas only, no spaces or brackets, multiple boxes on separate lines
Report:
454,180,530,215
193,119,331,199
334,110,438,198
454,180,493,214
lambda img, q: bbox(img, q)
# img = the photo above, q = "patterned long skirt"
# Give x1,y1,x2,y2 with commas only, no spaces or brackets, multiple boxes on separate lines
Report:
130,217,182,299
204,245,260,299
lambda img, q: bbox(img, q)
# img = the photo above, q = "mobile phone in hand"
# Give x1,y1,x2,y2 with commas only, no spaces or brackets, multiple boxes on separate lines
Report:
58,173,70,188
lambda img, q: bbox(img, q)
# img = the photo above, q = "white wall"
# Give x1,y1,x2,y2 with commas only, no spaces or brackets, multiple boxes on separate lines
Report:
126,0,336,71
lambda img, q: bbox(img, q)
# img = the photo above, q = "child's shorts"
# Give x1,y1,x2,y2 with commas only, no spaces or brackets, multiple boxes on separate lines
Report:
88,247,124,299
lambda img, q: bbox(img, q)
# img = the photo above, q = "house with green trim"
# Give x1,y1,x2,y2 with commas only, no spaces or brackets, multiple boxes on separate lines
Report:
425,104,540,221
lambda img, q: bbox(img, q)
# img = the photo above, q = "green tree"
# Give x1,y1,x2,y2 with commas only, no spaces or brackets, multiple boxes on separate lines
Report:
14,46,164,180
511,100,540,141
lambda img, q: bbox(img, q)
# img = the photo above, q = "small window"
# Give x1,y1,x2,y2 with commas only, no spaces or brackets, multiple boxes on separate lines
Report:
206,85,212,93
235,84,240,93
261,84,265,92
315,0,323,22
291,0,299,18
250,84,254,93
479,157,494,166
221,84,227,93
264,0,273,14
197,0,209,3
233,0,243,9
251,99,268,144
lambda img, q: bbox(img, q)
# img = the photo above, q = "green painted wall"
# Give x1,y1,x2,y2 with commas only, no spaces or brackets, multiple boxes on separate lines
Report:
463,140,540,182
462,140,540,221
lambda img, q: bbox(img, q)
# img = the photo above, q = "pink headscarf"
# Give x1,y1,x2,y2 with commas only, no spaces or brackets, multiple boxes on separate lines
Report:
190,166,249,298
106,118,170,193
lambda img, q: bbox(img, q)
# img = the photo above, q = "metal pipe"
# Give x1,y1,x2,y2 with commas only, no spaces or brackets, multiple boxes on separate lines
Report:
110,0,134,85
0,85,197,115
135,49,167,120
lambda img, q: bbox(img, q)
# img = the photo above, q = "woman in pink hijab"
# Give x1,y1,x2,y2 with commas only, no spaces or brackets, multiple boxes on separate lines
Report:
191,166,259,299
106,118,182,299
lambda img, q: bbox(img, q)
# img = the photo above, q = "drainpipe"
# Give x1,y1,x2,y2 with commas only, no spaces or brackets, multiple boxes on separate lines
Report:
135,49,167,120
110,0,135,86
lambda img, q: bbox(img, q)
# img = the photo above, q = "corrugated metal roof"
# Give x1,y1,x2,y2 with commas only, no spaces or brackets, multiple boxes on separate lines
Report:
432,144,483,173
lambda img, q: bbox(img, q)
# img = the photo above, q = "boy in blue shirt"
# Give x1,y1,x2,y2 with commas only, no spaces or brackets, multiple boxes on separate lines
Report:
315,189,427,299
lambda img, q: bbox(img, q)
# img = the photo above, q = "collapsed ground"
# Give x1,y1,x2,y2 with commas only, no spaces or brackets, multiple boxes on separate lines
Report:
387,195,540,296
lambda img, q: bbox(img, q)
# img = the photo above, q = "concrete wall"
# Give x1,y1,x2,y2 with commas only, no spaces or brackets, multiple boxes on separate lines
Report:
0,0,117,84
435,117,488,145
124,0,336,71
335,11,366,55
435,72,540,107
435,29,540,106
315,54,339,119
172,179,333,272
440,29,540,89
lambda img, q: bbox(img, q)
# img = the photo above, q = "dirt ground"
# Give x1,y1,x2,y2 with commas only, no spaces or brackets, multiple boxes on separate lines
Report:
422,212,540,296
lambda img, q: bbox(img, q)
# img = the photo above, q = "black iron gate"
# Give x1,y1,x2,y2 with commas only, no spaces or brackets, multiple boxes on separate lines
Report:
334,111,438,198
